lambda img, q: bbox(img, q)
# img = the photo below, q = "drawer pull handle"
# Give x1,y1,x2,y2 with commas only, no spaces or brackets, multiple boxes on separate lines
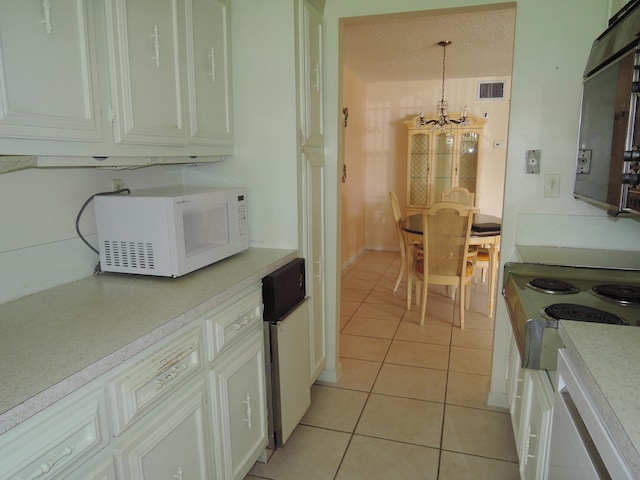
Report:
20,445,75,479
243,394,253,429
173,466,184,480
155,363,187,390
151,24,160,68
42,0,53,35
208,47,216,82
233,317,250,330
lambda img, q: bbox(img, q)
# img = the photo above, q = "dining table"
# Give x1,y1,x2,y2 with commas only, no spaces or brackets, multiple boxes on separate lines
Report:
401,212,502,318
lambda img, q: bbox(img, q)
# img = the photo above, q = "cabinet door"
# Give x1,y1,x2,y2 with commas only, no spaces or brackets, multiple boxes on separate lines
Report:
457,130,480,194
185,0,232,146
72,456,117,480
210,327,267,480
114,379,211,480
303,149,327,381
519,370,554,480
0,0,102,141
0,387,109,480
432,131,454,205
407,131,430,208
106,0,186,145
506,333,525,456
299,0,323,147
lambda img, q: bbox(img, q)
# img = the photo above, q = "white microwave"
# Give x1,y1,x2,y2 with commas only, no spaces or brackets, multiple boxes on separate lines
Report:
94,186,248,277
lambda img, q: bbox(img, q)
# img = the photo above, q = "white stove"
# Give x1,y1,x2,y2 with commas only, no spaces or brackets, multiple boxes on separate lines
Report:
503,262,640,370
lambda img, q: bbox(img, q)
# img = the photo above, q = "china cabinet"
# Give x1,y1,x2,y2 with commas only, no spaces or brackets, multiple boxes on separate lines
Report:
404,113,486,213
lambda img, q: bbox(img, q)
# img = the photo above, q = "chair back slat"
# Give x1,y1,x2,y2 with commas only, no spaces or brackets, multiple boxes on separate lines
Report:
423,202,473,277
442,187,475,208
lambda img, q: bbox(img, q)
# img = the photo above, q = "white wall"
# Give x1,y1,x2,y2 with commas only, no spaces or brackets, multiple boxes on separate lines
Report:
0,164,188,304
200,0,300,250
341,65,368,266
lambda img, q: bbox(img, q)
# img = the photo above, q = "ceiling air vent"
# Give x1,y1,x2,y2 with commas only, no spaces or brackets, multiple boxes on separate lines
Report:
477,81,505,100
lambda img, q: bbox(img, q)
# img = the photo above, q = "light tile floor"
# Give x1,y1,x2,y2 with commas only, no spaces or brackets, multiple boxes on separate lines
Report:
247,250,518,480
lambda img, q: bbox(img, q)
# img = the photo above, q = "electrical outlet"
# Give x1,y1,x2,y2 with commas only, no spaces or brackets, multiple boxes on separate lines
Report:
111,178,125,191
526,150,541,174
544,174,560,197
577,150,591,173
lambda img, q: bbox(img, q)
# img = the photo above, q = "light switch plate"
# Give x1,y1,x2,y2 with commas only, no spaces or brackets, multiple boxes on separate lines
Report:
526,150,541,174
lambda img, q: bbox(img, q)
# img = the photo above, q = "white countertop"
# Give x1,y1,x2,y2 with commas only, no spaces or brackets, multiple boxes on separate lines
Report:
0,247,297,435
558,321,640,477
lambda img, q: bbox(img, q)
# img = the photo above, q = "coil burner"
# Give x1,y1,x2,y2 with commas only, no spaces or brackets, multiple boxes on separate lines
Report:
543,303,626,325
591,284,640,306
526,278,579,294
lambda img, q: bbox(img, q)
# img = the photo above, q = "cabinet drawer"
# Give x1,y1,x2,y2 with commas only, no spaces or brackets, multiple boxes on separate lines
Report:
0,387,109,480
204,285,262,360
107,328,203,436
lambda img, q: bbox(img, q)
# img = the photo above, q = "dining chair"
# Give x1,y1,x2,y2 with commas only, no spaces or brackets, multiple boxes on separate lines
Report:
388,192,420,292
442,187,475,207
442,187,492,284
411,202,476,327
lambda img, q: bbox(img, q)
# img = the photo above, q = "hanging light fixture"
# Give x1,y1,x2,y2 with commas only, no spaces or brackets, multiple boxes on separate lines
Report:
416,40,468,129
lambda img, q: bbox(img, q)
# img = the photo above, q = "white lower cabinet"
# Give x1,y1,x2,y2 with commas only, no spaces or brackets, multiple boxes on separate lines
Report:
0,283,269,480
506,331,525,454
113,378,211,479
0,386,109,480
505,328,554,480
209,326,268,480
519,370,554,480
70,456,117,480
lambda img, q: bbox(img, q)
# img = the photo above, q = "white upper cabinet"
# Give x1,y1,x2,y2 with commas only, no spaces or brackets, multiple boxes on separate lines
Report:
185,0,232,147
105,0,233,149
0,0,102,142
299,0,323,147
105,0,186,145
0,0,233,161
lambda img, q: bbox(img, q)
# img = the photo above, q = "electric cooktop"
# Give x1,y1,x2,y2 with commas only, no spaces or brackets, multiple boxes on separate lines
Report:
503,262,640,369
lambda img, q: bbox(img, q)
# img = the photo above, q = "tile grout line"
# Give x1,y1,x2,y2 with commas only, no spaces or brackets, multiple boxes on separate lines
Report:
333,254,402,479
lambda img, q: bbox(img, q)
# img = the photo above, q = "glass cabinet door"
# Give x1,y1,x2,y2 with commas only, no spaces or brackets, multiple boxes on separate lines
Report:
408,132,430,207
433,132,454,205
458,131,479,193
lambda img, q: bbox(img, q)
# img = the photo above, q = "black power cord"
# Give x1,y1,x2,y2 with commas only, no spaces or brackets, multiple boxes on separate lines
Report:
75,188,130,273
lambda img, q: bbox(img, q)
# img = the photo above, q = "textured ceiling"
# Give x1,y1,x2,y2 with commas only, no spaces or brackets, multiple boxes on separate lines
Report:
342,5,517,83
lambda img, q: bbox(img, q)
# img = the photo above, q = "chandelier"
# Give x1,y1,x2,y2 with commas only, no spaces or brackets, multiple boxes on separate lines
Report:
416,40,468,129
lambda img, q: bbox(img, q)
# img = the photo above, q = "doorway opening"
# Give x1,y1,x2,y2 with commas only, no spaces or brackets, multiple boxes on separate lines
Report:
339,4,516,273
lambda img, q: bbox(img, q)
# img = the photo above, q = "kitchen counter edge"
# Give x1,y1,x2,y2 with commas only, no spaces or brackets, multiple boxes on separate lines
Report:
0,247,298,435
558,321,640,478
